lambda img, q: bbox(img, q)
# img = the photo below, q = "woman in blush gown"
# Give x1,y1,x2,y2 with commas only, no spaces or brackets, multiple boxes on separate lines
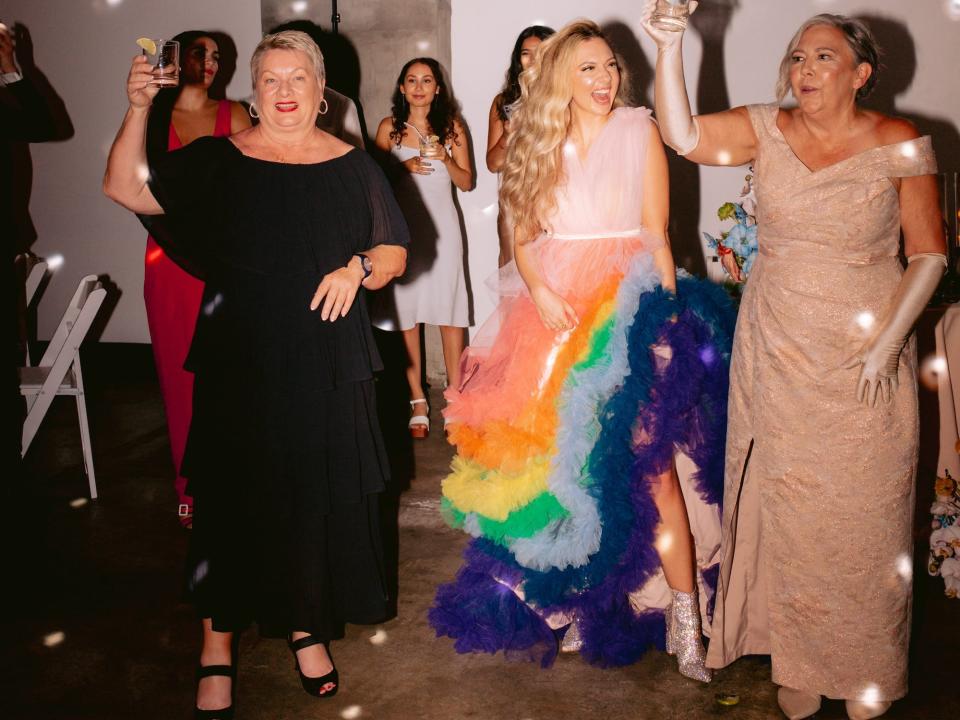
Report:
428,21,736,679
144,30,250,527
643,5,946,718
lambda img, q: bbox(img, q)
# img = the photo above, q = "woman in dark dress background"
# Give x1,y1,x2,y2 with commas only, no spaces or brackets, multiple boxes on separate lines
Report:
104,31,408,717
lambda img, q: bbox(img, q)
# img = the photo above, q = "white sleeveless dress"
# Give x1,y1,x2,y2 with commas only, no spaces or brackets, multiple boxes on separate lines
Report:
372,124,470,330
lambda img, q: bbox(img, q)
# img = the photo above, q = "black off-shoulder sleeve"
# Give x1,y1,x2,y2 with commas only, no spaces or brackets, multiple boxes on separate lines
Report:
138,136,231,278
355,151,410,251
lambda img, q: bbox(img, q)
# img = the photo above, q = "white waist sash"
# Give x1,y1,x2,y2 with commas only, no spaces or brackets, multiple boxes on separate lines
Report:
548,227,644,241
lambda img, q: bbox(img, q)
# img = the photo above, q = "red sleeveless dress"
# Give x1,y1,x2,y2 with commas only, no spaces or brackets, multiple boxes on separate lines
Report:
144,99,233,522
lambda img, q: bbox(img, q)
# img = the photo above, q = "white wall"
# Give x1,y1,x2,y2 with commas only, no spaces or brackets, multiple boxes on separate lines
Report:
9,0,262,342
451,0,960,330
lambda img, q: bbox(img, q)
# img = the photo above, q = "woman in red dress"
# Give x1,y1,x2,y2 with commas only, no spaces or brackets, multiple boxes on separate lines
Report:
144,31,250,527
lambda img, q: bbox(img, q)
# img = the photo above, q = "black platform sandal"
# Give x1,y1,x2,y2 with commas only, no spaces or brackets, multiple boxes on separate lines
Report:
194,664,235,719
287,634,339,698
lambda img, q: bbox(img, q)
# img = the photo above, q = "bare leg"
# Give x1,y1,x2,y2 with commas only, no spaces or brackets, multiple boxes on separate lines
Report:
648,461,711,681
402,325,425,400
650,462,695,593
402,325,428,433
290,630,336,695
438,325,465,390
196,618,233,710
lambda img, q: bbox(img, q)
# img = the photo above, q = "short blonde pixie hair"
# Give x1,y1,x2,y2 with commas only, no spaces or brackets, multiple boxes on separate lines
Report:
250,30,326,87
776,14,880,102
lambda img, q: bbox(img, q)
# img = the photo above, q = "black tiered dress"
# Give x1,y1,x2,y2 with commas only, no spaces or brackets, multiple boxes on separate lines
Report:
143,137,409,640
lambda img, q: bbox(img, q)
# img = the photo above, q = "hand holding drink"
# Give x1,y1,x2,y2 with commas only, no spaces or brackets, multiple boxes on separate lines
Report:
651,0,692,32
127,54,162,108
419,134,445,160
137,37,179,87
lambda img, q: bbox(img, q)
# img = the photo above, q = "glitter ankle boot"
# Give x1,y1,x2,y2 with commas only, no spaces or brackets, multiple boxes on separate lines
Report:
664,603,675,655
670,588,712,683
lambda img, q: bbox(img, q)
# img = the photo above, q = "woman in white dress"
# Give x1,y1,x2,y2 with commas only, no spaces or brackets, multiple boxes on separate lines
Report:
374,57,474,437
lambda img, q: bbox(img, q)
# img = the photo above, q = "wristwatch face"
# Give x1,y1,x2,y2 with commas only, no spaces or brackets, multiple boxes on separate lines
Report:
357,254,372,276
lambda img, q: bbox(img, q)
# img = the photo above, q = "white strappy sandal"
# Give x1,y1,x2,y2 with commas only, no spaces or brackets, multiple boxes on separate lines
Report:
409,398,430,438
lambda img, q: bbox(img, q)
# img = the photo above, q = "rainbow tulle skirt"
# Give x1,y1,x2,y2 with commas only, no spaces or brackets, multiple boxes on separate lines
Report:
429,235,737,667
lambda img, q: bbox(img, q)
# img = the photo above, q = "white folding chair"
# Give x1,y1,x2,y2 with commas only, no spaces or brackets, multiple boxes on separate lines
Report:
22,256,49,367
19,275,106,499
24,256,49,307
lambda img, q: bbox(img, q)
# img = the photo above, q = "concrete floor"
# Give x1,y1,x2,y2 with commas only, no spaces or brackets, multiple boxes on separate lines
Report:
5,344,959,720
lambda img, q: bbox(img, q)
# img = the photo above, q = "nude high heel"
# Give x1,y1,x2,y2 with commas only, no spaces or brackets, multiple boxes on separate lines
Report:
777,686,821,719
669,588,711,683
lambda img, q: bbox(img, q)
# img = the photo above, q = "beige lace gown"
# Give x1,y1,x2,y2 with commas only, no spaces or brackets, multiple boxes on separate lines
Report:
705,103,937,701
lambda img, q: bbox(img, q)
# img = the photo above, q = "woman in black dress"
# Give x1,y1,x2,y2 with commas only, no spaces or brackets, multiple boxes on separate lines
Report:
104,31,408,717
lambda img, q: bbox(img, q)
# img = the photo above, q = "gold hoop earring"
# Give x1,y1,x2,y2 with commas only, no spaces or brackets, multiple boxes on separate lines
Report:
248,103,259,119
318,97,329,116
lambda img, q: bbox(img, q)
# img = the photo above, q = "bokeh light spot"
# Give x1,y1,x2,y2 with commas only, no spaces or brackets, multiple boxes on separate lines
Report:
47,254,65,271
203,293,224,317
855,311,875,331
655,531,674,554
340,705,363,719
43,631,65,647
69,497,88,508
896,553,912,581
920,353,949,391
699,345,717,367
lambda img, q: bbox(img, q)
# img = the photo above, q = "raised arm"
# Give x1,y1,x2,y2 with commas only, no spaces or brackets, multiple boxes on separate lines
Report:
640,0,756,167
102,55,163,214
642,122,677,292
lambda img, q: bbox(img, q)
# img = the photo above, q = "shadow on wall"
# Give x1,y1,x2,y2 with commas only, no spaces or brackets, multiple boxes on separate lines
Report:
207,30,239,101
268,19,368,145
856,14,960,172
605,4,738,278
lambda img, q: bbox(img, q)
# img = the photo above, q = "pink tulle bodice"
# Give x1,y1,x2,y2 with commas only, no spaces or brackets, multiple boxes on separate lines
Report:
496,106,663,300
547,106,655,238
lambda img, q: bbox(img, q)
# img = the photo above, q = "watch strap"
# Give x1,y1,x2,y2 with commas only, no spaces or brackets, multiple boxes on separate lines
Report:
353,253,372,279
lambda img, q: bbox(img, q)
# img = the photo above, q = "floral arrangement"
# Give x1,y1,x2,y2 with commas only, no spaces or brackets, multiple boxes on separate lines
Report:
703,169,759,281
929,468,960,599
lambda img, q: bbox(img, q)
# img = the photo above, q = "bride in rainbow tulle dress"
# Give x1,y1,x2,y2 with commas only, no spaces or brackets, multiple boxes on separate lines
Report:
428,21,736,678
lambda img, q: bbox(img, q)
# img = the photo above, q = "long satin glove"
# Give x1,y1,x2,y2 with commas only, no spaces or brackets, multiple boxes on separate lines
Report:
844,253,947,406
640,0,700,155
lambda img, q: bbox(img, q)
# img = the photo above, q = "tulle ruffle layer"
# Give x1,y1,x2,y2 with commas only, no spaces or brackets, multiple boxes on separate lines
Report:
431,254,737,667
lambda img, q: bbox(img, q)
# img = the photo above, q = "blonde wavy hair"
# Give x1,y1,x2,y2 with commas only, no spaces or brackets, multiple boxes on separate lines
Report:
500,20,624,243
